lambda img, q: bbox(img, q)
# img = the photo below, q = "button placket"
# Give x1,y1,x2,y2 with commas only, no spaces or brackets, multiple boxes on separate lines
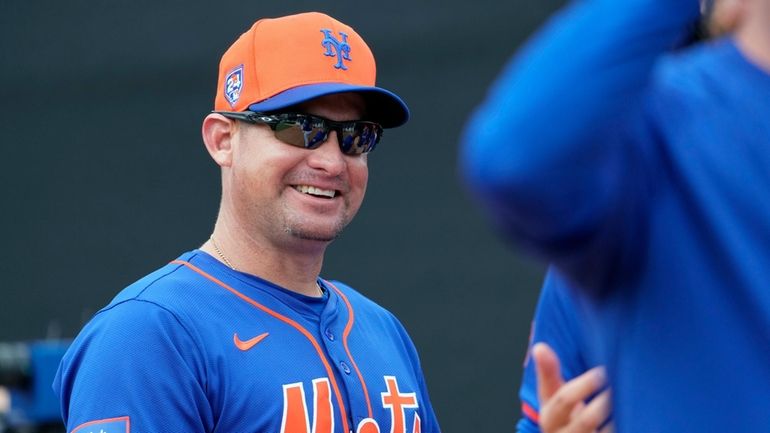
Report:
318,288,367,428
339,360,351,375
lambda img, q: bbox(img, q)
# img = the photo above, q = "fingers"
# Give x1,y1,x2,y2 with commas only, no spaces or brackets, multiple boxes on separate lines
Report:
598,421,615,433
565,388,612,433
533,343,572,432
533,342,564,403
533,342,612,433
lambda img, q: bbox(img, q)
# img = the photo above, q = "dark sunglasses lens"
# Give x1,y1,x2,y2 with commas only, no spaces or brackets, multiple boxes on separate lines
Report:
268,114,381,155
339,123,381,155
273,118,328,149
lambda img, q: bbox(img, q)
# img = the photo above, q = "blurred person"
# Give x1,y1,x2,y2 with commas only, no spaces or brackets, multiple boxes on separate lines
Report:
513,3,750,431
461,0,770,431
54,12,440,433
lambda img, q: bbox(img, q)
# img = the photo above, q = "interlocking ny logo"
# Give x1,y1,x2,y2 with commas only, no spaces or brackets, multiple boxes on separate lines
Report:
320,29,351,70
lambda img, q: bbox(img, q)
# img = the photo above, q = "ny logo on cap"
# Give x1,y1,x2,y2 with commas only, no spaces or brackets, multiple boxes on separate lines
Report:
320,29,351,70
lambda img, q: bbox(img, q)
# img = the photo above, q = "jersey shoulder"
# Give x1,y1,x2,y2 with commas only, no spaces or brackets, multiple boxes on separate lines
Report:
107,253,209,308
652,38,742,105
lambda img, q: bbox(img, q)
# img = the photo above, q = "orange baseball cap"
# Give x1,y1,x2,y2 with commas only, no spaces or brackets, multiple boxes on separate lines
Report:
214,12,409,128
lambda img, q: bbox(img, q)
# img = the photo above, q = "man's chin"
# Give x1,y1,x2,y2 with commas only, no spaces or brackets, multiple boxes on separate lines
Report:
285,224,345,243
282,213,354,243
289,230,339,242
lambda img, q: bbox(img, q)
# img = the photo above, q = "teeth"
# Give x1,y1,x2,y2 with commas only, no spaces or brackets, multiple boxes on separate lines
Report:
294,185,336,198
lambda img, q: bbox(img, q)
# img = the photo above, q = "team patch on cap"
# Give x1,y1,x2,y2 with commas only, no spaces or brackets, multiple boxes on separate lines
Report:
71,416,129,433
224,65,244,107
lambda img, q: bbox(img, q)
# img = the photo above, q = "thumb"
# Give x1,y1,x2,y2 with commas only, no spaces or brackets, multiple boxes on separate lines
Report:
533,342,564,404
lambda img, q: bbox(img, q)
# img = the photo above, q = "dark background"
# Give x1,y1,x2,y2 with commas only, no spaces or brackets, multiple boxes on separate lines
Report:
1,1,565,431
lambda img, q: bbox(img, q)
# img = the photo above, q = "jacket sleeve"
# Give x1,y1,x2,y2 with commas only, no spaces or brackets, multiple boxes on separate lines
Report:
460,0,699,291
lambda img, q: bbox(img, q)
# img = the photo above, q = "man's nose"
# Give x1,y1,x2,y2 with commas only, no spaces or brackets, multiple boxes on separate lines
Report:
306,130,346,175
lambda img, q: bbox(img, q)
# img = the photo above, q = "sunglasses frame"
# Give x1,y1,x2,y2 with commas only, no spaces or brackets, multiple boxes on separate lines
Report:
213,111,383,155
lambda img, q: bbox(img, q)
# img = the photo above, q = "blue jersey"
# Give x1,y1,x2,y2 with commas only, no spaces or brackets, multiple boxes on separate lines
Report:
461,0,770,431
517,269,595,433
54,251,439,433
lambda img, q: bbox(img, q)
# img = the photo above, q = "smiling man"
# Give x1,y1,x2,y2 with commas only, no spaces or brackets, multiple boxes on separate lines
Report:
54,12,440,433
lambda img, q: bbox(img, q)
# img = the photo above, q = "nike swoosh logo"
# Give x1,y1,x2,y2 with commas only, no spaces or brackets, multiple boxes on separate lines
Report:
234,332,269,351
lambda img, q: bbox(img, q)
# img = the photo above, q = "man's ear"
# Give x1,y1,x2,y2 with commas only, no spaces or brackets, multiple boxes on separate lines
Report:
202,113,236,167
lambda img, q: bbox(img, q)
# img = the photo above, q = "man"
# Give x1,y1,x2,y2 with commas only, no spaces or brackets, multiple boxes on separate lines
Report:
54,12,440,433
512,2,750,432
461,0,770,431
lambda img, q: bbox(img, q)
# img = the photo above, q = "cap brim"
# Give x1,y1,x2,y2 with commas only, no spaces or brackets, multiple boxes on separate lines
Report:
247,83,409,128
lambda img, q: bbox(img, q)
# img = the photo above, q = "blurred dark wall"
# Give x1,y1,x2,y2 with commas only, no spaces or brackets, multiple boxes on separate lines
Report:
0,1,565,431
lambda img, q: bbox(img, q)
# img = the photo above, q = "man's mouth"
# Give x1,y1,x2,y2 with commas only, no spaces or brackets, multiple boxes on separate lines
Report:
293,184,337,199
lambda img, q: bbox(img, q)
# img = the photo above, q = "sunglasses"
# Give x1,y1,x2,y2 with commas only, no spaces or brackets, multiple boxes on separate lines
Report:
214,111,384,155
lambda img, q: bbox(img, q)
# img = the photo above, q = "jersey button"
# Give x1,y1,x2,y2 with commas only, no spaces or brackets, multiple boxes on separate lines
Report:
340,361,351,374
325,328,335,341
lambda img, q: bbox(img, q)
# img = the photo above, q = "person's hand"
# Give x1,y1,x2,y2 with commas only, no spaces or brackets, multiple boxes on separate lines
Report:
533,343,613,433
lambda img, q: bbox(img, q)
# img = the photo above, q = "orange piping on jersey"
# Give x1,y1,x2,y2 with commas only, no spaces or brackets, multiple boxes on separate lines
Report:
522,401,540,424
326,281,373,419
170,260,350,433
71,416,130,433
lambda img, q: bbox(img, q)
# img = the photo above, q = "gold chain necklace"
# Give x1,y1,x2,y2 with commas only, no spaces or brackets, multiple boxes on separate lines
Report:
209,235,323,296
209,236,237,271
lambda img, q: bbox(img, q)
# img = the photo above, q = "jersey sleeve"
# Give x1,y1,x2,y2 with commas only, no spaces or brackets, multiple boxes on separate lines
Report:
517,268,592,433
460,0,700,292
53,299,213,433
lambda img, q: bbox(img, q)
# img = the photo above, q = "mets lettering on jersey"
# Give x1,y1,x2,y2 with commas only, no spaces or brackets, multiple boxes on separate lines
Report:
282,376,422,433
54,251,441,433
